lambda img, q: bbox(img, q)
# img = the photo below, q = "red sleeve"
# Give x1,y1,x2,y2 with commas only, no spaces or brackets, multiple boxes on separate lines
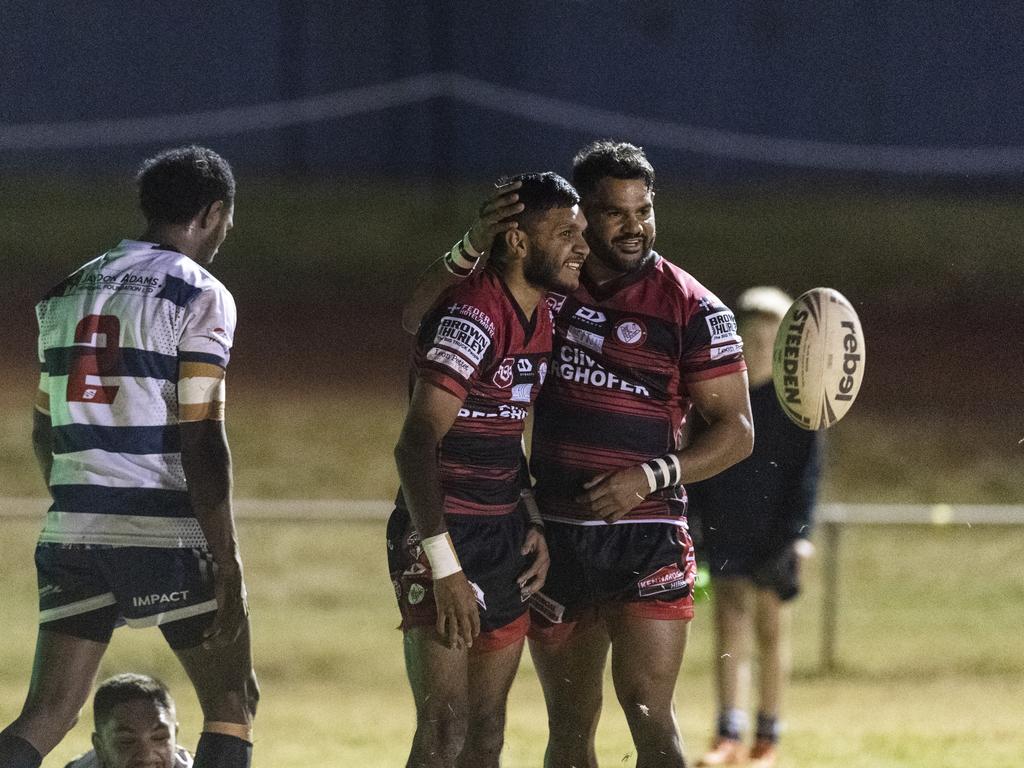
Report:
414,289,499,400
679,282,746,382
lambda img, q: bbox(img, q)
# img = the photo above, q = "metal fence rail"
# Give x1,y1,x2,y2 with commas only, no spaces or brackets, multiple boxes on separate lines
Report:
2,498,1020,671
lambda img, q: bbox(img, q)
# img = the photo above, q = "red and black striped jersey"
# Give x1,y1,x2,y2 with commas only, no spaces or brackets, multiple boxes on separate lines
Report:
531,253,746,524
403,268,553,517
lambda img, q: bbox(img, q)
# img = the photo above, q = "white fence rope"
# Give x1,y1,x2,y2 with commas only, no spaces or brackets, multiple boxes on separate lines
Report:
0,497,1019,524
3,72,1024,175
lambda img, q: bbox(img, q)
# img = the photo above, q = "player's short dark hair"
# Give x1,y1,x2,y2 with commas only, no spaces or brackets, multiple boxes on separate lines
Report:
93,673,175,730
490,172,580,265
571,140,655,199
136,145,235,225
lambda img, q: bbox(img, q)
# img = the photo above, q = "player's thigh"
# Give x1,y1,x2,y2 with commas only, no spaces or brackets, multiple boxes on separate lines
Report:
466,638,525,716
605,609,689,704
529,618,610,717
174,618,257,718
21,629,107,715
404,625,471,714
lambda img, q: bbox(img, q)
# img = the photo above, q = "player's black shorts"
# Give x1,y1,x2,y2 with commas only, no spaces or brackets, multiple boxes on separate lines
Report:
35,543,218,650
387,508,532,651
529,520,695,644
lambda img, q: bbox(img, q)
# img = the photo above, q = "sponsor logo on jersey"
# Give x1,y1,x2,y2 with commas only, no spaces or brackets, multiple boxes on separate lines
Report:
637,564,689,598
517,358,533,373
435,316,491,364
426,347,476,379
573,306,607,325
407,583,426,605
546,292,567,315
538,360,548,385
556,345,651,396
458,403,529,420
566,325,605,354
705,310,740,344
511,383,534,402
71,272,163,296
493,357,515,388
132,591,190,608
710,341,743,360
614,319,647,346
446,303,496,336
529,591,566,622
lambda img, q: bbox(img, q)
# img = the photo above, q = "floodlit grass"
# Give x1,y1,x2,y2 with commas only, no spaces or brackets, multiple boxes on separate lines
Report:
1,517,1022,767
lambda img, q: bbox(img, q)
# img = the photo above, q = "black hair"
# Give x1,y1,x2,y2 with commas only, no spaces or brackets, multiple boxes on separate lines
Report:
571,140,655,199
490,171,580,265
93,673,175,730
136,145,235,224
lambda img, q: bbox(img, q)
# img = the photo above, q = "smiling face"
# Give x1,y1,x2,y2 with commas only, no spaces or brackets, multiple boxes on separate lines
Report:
93,699,178,768
581,176,655,279
521,204,590,292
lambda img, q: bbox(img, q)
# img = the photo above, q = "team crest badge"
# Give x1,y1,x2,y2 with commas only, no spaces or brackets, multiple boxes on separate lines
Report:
615,319,647,346
407,583,426,605
493,357,515,388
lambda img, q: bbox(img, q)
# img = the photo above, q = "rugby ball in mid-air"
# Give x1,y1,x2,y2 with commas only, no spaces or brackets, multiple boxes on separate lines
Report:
772,287,865,430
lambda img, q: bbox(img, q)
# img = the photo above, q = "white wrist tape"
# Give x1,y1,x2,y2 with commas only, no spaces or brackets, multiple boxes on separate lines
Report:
421,532,462,579
639,453,682,493
462,231,483,258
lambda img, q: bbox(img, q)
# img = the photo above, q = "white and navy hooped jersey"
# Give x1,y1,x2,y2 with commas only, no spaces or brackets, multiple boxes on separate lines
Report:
34,240,236,548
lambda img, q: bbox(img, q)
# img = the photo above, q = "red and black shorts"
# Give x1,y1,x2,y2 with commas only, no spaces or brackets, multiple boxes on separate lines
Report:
387,508,532,652
35,543,218,650
528,519,695,644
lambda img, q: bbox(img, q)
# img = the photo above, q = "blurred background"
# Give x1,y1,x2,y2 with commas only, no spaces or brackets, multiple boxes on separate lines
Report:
0,3,1021,766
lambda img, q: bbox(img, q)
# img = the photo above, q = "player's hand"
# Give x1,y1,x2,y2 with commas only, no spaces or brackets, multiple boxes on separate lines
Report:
467,181,525,255
433,571,480,650
517,526,550,599
203,559,248,650
794,537,815,559
575,465,650,523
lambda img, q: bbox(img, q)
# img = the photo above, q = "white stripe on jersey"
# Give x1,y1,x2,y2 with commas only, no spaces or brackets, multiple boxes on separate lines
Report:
48,450,187,490
39,512,208,549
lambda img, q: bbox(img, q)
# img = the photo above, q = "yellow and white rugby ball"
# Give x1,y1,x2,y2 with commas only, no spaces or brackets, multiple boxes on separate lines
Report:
772,287,865,430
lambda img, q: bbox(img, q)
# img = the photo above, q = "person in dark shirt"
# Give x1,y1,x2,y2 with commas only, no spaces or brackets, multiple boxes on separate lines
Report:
687,286,822,768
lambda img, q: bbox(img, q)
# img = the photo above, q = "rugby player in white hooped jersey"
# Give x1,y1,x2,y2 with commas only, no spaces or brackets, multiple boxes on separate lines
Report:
0,147,257,768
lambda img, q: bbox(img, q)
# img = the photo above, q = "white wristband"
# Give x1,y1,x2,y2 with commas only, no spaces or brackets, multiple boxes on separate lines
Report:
640,453,682,493
449,239,479,271
421,532,462,579
462,231,483,258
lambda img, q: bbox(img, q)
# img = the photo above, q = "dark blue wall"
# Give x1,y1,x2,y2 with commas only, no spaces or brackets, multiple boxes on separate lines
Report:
3,1,1023,179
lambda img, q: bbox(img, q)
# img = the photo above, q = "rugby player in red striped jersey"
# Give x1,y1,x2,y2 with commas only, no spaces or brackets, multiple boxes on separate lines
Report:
391,172,588,768
404,142,753,768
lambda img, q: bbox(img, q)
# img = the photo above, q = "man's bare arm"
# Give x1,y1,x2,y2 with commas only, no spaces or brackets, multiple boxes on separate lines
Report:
394,379,480,648
178,363,246,649
32,410,53,490
401,182,524,334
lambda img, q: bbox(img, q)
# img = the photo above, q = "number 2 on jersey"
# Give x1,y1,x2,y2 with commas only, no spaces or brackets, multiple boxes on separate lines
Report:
67,314,121,404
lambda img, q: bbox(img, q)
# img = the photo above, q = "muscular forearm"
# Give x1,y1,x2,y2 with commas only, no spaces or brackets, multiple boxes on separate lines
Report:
180,420,241,568
31,409,53,489
677,412,754,484
394,431,447,539
402,257,463,335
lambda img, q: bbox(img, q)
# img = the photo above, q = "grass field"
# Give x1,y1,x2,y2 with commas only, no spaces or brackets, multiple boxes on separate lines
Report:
1,515,1022,768
0,180,1020,766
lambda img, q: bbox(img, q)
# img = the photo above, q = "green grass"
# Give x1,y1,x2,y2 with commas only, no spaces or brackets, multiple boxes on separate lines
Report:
1,517,1021,767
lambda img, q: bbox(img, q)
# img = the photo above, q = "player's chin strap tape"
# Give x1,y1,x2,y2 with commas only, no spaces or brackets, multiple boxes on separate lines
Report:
639,453,682,494
422,531,463,579
442,232,483,277
204,721,253,743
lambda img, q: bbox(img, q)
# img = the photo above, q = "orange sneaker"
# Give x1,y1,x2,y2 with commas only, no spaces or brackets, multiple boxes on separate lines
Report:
748,739,778,768
696,737,748,766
